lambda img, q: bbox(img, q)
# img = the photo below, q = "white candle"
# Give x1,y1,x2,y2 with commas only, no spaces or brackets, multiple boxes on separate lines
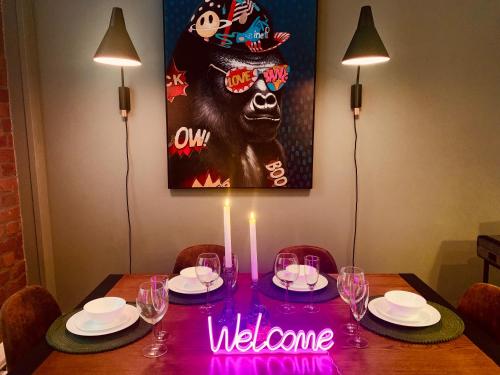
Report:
223,199,232,268
249,212,258,282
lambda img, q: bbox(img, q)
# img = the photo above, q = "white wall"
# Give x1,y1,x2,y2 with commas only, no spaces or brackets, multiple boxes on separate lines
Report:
27,0,500,310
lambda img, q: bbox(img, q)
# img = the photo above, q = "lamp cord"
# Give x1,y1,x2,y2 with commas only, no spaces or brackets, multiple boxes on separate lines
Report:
352,113,359,267
351,65,361,267
125,117,132,274
120,67,132,274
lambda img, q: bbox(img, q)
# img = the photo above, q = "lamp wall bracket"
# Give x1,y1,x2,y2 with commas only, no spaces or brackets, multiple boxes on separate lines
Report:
350,66,362,118
119,67,130,120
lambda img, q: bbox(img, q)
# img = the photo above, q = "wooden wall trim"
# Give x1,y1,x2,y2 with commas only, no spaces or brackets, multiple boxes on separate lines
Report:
3,0,56,296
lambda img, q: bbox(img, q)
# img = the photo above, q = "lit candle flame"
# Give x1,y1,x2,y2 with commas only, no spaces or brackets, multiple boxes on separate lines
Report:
249,212,256,222
224,198,230,207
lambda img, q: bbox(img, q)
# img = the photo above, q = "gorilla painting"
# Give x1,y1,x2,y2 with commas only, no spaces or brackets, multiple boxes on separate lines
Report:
165,0,316,188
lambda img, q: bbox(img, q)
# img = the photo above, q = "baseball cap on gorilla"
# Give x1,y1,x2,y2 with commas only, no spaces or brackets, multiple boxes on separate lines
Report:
187,0,290,53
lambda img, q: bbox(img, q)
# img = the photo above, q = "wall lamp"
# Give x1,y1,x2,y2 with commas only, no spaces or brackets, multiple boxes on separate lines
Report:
342,6,390,267
342,5,390,118
94,7,141,273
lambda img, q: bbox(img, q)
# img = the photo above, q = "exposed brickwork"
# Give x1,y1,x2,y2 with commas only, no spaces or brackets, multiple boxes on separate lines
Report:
0,6,26,308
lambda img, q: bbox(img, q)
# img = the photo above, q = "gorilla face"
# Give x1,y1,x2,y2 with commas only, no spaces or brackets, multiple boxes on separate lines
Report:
206,49,287,143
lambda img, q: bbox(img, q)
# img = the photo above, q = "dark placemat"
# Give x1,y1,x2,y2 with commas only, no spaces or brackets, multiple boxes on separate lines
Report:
169,285,231,305
46,304,152,354
361,296,465,344
258,272,339,303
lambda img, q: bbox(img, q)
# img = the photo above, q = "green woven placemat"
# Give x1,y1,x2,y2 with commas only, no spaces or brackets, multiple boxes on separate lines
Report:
360,296,464,344
46,304,152,354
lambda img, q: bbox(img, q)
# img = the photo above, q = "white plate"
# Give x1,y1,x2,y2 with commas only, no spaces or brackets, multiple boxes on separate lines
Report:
368,297,441,327
76,310,130,332
169,275,223,295
66,304,139,336
272,274,328,292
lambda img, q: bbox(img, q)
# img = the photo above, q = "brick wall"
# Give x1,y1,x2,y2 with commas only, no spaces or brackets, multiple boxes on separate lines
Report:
0,6,26,307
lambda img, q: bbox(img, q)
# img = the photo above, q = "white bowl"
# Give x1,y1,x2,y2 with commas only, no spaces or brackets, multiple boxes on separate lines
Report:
282,264,301,282
180,266,198,280
179,267,205,288
384,291,426,318
83,297,126,324
285,264,317,283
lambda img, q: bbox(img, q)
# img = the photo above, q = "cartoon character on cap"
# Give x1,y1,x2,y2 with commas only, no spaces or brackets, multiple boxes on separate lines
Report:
188,0,290,53
195,11,220,39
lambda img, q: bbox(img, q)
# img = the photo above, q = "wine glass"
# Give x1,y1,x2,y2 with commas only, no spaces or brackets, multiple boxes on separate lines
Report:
223,254,238,288
337,266,365,335
303,255,320,313
136,281,168,358
347,280,369,348
150,275,169,341
274,253,299,314
195,253,221,314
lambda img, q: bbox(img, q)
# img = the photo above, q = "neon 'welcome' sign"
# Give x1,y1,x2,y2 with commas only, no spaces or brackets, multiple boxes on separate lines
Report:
208,313,335,354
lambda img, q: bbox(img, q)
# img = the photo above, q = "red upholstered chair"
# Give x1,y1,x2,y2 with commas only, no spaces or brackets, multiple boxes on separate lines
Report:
277,245,338,273
0,285,61,372
457,282,500,341
172,244,225,274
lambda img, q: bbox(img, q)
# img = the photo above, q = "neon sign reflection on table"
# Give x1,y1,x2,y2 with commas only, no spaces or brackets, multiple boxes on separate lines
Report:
209,355,341,375
208,313,335,354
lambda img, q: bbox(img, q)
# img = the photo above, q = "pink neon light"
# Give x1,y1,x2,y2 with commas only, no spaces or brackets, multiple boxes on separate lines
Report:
208,313,335,354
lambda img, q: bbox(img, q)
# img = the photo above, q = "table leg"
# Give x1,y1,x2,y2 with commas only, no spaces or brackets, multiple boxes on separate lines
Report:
483,261,489,283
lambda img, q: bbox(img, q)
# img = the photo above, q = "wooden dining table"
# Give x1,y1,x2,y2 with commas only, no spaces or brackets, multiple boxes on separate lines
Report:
12,273,499,374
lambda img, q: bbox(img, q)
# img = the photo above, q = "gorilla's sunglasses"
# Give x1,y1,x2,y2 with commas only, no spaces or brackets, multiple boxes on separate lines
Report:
209,64,290,94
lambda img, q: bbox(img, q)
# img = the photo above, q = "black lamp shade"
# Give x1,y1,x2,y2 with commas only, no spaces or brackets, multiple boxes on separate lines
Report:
342,6,390,66
94,8,141,67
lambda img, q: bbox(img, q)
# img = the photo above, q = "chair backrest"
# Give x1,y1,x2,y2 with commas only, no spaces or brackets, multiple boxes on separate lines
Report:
0,285,61,372
277,245,338,273
172,244,225,274
457,282,500,341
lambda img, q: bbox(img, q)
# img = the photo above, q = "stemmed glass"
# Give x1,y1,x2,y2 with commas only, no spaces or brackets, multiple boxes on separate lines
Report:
195,253,221,314
337,266,365,335
347,280,369,348
136,281,168,358
150,275,169,341
275,253,299,314
303,255,320,313
223,254,238,288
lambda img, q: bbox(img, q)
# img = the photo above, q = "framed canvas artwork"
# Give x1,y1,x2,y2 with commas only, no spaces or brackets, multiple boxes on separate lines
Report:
164,0,317,188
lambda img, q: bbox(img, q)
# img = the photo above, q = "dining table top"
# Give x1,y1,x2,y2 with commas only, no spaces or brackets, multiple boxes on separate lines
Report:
15,273,499,375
